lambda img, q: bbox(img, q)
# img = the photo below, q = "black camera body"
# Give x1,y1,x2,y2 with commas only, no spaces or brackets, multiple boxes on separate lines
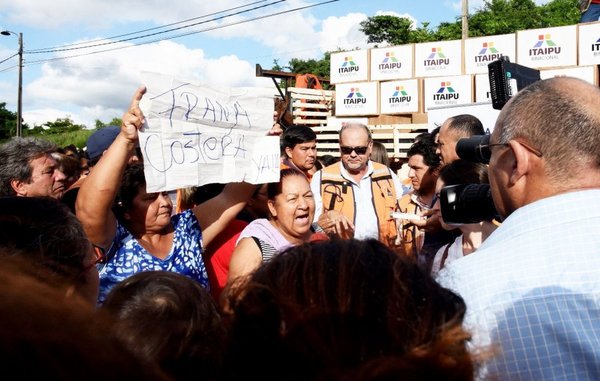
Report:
440,184,500,224
439,135,500,224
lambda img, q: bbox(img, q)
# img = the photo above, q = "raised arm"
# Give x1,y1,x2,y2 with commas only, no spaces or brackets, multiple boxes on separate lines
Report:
76,86,147,249
193,181,256,248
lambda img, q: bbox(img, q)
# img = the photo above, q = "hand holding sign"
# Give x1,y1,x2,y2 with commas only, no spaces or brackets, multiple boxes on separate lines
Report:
137,72,280,192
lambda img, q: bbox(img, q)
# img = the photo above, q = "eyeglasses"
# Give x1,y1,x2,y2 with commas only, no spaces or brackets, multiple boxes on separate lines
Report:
340,146,368,155
477,140,543,163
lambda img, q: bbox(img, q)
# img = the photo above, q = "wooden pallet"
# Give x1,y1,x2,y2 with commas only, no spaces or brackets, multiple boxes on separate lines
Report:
288,87,335,127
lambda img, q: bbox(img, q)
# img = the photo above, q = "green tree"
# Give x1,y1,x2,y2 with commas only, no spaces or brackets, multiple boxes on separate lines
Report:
0,103,17,141
359,15,415,45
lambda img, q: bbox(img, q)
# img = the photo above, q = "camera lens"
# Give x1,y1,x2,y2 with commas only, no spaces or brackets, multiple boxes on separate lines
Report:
440,184,499,224
456,135,491,164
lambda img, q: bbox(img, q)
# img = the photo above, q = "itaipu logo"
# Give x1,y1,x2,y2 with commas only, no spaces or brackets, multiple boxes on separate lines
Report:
388,86,411,103
424,47,449,66
433,82,459,101
339,56,359,74
475,42,503,64
379,52,401,70
529,34,561,57
592,37,600,54
344,87,367,105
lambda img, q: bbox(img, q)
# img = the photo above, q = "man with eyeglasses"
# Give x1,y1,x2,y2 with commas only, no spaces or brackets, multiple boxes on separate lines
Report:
310,123,405,248
437,77,600,381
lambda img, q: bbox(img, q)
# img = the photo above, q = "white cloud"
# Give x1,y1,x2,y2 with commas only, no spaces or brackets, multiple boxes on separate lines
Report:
24,40,274,128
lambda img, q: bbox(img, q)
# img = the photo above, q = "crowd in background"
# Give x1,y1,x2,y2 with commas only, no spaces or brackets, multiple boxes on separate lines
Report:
0,76,599,381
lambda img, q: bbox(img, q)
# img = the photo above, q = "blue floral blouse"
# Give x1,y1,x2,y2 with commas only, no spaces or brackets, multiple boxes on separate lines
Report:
97,209,209,305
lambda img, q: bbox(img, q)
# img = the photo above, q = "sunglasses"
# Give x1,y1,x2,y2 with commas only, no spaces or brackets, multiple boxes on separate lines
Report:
340,146,368,155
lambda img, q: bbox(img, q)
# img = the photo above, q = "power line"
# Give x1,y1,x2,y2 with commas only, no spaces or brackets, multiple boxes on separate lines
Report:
26,0,271,52
23,0,339,67
0,52,18,65
26,0,287,54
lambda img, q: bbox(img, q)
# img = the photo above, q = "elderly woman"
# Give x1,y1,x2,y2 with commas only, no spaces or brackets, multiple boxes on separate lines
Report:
76,87,259,304
227,168,323,283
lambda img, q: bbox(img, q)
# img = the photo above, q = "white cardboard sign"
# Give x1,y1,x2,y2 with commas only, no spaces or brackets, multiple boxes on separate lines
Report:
578,22,600,66
330,50,370,84
464,34,516,74
370,45,414,81
414,39,463,77
138,72,280,192
516,25,577,69
540,65,598,85
379,79,420,114
423,75,473,112
334,81,379,116
474,74,492,103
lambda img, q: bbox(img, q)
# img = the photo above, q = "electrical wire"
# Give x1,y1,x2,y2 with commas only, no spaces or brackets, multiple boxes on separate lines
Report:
23,0,339,67
0,52,18,65
26,0,271,52
26,0,286,54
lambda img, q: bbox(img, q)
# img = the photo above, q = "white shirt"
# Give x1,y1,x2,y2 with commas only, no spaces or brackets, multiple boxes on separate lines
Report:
310,161,404,240
437,189,600,381
431,235,463,277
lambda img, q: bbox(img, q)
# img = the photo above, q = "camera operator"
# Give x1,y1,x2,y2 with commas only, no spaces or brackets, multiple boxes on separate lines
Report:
430,160,497,277
437,77,600,381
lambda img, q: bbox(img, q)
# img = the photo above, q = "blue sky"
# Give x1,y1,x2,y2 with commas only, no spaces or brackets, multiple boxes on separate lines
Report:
0,0,493,128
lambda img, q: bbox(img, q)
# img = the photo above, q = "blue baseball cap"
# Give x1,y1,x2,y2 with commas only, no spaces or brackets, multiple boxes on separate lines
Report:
86,126,120,162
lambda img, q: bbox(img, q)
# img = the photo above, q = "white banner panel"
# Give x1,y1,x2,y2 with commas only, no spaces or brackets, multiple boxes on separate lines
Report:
516,25,577,69
379,79,420,114
464,34,516,74
540,66,598,85
334,82,379,116
423,75,473,112
370,45,414,81
474,74,492,103
414,40,463,77
330,50,370,84
578,22,600,66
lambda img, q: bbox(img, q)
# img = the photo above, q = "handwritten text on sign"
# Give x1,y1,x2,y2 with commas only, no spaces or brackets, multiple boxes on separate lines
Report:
138,72,279,192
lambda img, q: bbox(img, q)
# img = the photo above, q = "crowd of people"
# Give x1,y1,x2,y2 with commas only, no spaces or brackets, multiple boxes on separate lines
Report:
0,76,598,380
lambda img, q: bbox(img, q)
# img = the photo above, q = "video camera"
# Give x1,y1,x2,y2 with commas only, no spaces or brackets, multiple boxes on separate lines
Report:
438,58,540,224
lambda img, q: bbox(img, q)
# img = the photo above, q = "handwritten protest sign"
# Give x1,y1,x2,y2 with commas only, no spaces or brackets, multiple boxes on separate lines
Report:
138,72,280,192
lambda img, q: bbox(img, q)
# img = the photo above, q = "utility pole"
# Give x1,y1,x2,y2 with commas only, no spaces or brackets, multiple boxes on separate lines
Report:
462,0,469,40
1,30,23,137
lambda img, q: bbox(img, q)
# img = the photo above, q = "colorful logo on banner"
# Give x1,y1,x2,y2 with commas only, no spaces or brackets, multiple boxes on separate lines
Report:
433,82,459,101
379,52,402,70
424,47,450,67
475,41,503,65
339,56,359,73
388,86,412,103
593,37,600,54
529,34,561,58
344,87,366,105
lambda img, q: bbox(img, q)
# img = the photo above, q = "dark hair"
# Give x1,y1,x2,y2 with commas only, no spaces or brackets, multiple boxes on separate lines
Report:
447,114,485,137
439,160,488,186
114,162,146,222
0,137,58,196
0,257,168,381
103,271,225,381
370,141,390,167
223,239,473,381
281,125,317,152
319,154,339,167
266,168,307,200
0,196,91,283
408,138,441,168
